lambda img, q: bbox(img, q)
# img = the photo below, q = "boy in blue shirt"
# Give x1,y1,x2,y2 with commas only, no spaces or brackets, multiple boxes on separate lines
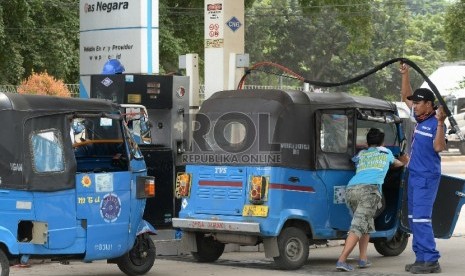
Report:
336,128,408,272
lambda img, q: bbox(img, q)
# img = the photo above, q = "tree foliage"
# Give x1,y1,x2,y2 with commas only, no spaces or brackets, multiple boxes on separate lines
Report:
0,0,79,85
297,0,374,53
0,0,456,101
17,71,71,97
159,0,204,73
444,0,465,60
245,0,449,100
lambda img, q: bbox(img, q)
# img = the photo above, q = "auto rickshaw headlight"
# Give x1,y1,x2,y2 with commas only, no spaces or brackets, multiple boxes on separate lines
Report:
175,172,192,198
136,176,156,198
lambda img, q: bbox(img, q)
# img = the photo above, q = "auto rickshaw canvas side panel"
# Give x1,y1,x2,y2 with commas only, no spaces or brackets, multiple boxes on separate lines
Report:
0,110,80,251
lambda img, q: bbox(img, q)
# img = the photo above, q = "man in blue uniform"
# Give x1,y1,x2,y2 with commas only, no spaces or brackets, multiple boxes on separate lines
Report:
400,63,447,274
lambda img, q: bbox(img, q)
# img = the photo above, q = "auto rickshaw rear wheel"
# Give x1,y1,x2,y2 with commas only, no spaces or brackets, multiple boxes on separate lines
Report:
191,233,225,262
0,249,9,276
273,226,309,270
373,230,409,256
117,234,156,276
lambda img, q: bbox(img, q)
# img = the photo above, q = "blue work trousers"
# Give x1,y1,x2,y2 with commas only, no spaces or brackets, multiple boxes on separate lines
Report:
407,171,441,262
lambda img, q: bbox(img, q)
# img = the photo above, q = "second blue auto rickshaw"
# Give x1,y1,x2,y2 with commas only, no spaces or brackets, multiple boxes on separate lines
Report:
0,92,156,276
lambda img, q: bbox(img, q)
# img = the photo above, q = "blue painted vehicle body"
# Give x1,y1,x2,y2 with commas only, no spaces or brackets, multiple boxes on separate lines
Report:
180,165,399,238
173,89,465,270
0,92,156,276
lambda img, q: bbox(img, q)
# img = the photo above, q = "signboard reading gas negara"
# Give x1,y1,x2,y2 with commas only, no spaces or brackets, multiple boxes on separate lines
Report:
79,0,159,75
83,1,129,13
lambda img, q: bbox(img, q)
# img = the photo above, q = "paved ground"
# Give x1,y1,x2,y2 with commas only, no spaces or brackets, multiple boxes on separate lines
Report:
8,233,465,276
7,154,465,276
9,212,465,275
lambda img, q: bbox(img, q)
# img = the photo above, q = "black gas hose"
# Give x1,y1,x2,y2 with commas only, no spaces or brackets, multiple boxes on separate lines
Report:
239,57,463,140
301,57,463,140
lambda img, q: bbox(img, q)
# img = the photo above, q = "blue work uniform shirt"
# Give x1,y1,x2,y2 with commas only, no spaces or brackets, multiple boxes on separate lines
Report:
409,115,441,177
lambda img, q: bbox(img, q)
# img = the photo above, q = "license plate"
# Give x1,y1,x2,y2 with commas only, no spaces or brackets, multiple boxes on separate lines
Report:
242,205,269,217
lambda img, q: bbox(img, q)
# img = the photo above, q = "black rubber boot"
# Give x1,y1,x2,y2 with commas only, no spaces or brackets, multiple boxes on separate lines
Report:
405,261,423,272
410,261,441,274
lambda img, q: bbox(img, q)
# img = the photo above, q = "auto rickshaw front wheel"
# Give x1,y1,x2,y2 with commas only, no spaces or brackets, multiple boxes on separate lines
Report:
273,226,309,270
117,233,156,276
0,249,9,276
373,231,409,256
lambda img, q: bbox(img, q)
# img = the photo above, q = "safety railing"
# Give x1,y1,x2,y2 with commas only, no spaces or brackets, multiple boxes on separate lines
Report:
1,84,307,101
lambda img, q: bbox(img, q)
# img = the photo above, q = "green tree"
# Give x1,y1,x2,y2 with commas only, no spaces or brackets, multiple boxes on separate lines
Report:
408,0,450,15
402,13,447,89
444,0,465,60
245,0,360,87
159,0,204,73
0,0,79,85
298,0,374,53
244,0,448,101
0,0,29,84
0,0,453,94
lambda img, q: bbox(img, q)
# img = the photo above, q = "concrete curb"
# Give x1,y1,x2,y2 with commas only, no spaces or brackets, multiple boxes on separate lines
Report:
441,155,465,162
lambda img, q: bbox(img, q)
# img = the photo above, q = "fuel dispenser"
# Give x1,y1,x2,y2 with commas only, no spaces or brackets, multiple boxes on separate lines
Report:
90,74,190,228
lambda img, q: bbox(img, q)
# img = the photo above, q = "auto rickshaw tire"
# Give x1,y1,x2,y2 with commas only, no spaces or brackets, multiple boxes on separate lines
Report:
373,231,409,256
273,226,309,270
0,249,9,276
191,233,225,262
117,234,156,276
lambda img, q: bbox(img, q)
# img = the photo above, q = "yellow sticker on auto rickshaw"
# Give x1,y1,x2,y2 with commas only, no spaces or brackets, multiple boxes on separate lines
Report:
242,205,269,217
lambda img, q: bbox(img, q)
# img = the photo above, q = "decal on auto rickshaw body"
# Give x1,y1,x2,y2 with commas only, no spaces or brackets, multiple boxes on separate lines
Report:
81,175,92,187
100,193,122,223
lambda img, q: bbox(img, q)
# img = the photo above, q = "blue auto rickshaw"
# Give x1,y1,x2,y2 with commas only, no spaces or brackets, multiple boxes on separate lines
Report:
0,92,156,276
173,89,465,270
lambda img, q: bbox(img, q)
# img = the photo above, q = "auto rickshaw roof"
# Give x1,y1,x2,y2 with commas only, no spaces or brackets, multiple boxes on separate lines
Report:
0,92,119,113
194,89,398,170
205,89,396,111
